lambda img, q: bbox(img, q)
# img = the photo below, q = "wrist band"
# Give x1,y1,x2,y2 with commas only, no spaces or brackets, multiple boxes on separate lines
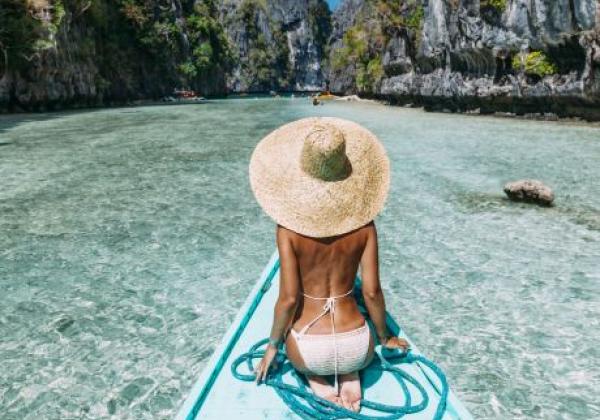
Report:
268,337,281,348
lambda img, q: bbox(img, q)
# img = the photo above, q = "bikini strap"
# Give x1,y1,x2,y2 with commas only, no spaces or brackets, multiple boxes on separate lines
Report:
297,288,354,336
302,287,354,301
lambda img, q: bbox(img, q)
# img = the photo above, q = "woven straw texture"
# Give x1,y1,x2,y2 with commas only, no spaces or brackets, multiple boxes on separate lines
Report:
249,117,390,238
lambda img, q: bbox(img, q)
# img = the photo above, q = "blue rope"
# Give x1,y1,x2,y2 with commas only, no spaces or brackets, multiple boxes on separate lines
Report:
231,338,448,419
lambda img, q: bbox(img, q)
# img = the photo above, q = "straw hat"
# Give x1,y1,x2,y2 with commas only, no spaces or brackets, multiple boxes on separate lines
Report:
249,117,390,238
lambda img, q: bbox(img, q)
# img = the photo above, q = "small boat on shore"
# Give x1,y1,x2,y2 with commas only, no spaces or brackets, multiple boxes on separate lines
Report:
176,251,473,419
314,91,338,101
161,89,207,103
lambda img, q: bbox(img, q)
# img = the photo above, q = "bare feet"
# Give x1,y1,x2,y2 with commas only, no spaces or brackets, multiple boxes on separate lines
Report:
306,375,341,405
339,372,361,412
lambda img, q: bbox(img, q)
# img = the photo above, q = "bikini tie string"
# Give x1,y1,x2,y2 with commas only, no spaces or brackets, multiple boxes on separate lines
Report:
325,297,340,395
298,289,354,396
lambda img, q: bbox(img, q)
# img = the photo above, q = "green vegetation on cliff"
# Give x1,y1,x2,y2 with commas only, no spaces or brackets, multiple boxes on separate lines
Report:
234,0,294,90
512,51,558,78
481,0,507,13
376,0,424,32
308,1,333,68
0,0,45,72
331,0,423,93
118,0,234,88
1,0,234,97
331,26,384,92
480,0,507,22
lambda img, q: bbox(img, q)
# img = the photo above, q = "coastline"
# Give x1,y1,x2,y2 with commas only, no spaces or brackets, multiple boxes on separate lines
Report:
3,92,600,128
373,93,600,123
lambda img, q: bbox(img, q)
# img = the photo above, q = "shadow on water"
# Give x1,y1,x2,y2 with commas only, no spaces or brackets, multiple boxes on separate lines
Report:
0,104,165,137
556,204,600,232
453,191,509,213
454,191,600,232
0,109,101,137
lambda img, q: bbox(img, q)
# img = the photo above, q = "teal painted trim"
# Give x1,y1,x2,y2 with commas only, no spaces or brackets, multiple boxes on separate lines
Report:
175,250,280,420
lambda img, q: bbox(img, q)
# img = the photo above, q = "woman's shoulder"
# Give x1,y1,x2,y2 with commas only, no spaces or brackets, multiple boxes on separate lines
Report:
275,222,375,249
276,224,296,238
362,220,376,231
356,221,376,238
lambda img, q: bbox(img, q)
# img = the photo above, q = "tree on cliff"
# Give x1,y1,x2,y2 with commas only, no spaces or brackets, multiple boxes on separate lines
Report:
0,0,45,76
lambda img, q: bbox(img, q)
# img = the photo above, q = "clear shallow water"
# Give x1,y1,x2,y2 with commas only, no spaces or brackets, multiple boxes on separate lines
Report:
1,99,599,419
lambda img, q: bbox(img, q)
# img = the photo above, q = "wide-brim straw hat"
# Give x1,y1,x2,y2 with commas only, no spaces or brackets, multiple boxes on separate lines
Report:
249,117,390,238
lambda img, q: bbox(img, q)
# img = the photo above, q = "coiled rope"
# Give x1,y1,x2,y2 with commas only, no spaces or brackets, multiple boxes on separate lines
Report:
231,338,448,419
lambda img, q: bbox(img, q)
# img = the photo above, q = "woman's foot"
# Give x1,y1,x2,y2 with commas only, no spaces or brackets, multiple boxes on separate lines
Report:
339,372,361,412
306,375,341,405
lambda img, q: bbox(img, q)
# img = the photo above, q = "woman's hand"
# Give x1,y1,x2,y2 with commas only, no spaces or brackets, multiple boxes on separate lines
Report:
382,336,411,351
255,344,278,383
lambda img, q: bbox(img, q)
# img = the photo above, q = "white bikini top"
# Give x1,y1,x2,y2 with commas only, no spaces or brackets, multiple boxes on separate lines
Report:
297,288,354,336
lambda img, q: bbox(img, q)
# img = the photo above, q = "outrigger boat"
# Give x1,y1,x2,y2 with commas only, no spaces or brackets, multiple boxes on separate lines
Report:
176,251,473,419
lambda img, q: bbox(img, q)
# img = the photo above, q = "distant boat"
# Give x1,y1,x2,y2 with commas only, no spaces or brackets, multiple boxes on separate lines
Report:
314,91,338,101
169,89,206,102
175,251,473,419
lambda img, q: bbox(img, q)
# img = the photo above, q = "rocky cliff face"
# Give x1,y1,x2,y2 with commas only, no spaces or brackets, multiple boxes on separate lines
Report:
220,0,331,91
0,0,229,112
0,0,331,112
3,0,599,117
329,0,600,119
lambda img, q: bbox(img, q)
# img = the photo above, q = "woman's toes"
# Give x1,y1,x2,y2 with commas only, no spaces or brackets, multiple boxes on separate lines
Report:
339,372,362,412
306,375,345,407
340,395,353,411
325,394,339,404
342,395,360,412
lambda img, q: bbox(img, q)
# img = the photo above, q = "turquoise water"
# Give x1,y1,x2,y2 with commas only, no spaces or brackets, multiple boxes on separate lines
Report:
1,98,599,419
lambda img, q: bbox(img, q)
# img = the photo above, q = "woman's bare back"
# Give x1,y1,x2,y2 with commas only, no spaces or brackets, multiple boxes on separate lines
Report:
284,223,372,335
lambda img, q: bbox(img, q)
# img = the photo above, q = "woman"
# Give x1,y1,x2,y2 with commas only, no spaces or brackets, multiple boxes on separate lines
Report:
248,117,409,413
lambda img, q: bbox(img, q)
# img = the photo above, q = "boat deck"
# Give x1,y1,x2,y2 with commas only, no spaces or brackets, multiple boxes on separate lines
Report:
176,252,473,419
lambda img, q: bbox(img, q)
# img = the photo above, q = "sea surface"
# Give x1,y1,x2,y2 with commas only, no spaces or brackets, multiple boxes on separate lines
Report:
1,98,599,419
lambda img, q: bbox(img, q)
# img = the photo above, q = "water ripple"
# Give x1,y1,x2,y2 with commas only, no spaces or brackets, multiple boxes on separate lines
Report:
1,100,599,419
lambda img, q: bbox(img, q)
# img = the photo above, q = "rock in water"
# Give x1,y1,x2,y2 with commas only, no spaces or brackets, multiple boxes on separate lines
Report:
503,180,555,206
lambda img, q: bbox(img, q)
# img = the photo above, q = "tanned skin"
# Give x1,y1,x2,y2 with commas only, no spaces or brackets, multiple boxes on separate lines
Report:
255,221,409,412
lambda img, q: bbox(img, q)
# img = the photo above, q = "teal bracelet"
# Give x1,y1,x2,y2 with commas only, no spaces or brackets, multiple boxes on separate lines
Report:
268,338,281,348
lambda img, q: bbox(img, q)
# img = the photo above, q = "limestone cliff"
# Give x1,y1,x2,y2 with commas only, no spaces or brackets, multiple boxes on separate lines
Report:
0,0,231,111
328,0,600,119
220,0,331,92
3,0,600,118
0,0,331,112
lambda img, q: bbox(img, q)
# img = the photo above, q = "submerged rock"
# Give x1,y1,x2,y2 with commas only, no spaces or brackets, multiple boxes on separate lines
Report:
503,180,555,206
54,317,75,333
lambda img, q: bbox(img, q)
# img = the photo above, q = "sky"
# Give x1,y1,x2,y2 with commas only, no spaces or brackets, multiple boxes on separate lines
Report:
326,0,341,10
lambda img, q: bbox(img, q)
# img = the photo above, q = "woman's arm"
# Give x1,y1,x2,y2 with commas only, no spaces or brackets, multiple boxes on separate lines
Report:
361,222,409,350
256,225,300,382
268,226,301,345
